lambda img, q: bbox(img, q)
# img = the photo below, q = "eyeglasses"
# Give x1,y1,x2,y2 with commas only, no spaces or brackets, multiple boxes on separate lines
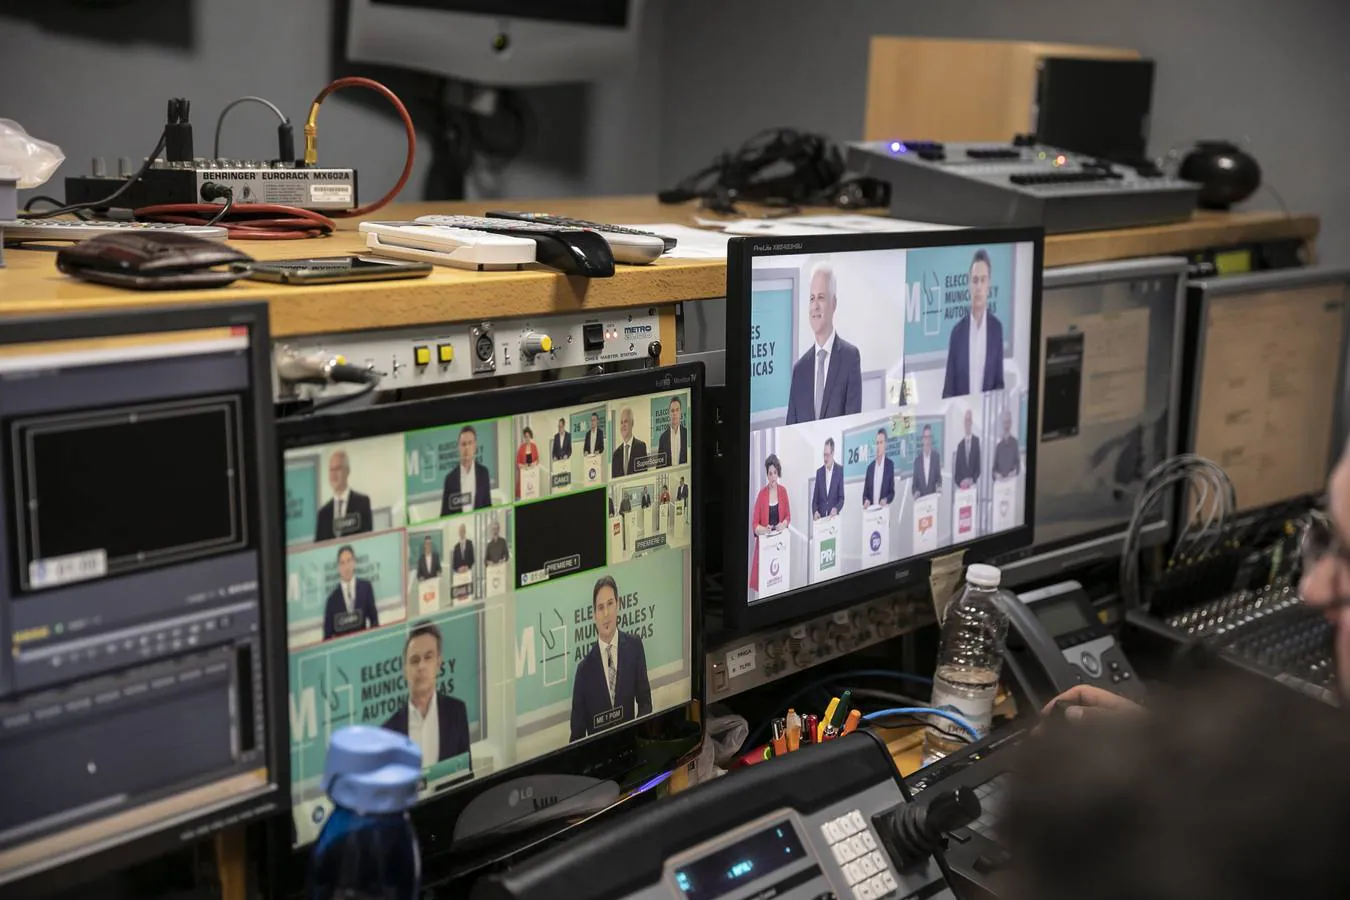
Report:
1300,508,1350,569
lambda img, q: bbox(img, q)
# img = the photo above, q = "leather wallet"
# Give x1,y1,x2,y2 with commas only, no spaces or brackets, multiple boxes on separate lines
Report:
56,231,253,289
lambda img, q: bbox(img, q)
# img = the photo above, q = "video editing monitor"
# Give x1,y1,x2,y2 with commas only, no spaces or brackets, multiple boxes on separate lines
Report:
0,304,287,895
725,229,1043,630
277,365,702,864
993,257,1186,587
1184,266,1350,516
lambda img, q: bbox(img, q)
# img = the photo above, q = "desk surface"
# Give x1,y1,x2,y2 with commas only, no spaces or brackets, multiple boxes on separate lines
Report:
0,196,1318,337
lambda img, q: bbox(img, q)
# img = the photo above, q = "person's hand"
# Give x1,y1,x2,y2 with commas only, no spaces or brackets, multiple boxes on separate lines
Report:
754,525,768,536
814,511,820,520
1040,685,1143,724
863,499,871,509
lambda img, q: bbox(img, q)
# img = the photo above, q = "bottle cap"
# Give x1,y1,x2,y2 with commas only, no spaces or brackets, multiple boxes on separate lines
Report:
321,725,423,815
965,564,1002,588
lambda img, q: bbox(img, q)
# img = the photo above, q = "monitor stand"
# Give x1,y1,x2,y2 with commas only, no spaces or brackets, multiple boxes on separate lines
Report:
452,774,620,848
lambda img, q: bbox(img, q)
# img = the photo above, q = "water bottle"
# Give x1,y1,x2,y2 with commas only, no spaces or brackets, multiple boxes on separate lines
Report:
309,725,423,900
922,564,1010,765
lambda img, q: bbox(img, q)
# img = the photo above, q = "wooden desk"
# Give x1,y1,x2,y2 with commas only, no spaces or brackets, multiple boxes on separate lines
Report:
0,197,1320,337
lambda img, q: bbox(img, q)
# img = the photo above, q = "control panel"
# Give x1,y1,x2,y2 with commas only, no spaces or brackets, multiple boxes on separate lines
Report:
472,732,971,900
273,308,664,400
707,592,934,700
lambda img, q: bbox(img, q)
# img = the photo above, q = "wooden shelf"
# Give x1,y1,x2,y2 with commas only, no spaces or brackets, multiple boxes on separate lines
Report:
0,197,1319,337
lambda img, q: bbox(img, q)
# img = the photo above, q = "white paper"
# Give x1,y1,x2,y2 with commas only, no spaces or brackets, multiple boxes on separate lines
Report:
622,223,734,259
770,214,964,233
727,643,757,678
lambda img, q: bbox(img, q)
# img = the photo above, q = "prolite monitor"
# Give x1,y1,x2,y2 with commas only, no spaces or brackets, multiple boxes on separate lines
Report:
994,257,1186,587
0,303,287,897
274,365,702,885
1183,266,1350,516
725,229,1043,630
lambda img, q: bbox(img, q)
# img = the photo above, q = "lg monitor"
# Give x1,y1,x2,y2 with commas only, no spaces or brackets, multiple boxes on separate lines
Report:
0,304,287,896
994,257,1186,587
274,365,702,885
1183,266,1350,517
724,229,1043,631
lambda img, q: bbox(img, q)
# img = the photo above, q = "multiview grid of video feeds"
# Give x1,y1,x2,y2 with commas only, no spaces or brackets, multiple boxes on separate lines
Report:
282,388,693,844
745,241,1036,603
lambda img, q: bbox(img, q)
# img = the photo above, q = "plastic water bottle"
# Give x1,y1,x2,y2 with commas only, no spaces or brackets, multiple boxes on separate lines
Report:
922,564,1010,765
309,725,423,900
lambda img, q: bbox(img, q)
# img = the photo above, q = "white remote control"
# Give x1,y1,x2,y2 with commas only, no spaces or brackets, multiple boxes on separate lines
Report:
0,219,229,243
359,221,537,271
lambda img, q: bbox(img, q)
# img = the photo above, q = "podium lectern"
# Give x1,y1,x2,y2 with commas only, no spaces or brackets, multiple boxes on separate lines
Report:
861,504,891,569
583,453,603,486
417,577,440,616
993,477,1018,532
953,485,978,541
756,531,791,598
485,561,508,598
913,494,939,554
451,570,473,605
519,464,542,500
810,517,841,583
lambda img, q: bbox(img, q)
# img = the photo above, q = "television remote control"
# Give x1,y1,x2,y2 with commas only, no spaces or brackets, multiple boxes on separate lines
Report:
359,221,538,271
0,219,229,243
485,211,674,264
413,214,615,277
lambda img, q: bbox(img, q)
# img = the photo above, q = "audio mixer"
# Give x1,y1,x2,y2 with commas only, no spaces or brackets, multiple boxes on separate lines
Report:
847,139,1199,233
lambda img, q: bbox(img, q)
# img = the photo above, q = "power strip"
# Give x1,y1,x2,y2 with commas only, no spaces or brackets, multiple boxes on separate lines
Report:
706,592,935,701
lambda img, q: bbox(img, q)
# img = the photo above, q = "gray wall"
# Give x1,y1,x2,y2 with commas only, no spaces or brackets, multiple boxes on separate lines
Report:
657,0,1350,259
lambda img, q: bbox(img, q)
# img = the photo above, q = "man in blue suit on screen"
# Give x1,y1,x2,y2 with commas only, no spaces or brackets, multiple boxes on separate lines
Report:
813,437,844,519
942,249,1006,398
786,263,863,424
323,544,379,640
863,428,895,508
571,575,652,741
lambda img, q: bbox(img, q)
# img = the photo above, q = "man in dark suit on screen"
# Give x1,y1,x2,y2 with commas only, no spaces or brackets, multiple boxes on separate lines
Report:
912,425,943,499
862,428,895,508
315,450,373,542
452,523,475,574
611,407,648,477
786,264,863,424
382,622,472,768
570,576,652,741
993,409,1021,481
552,417,572,461
585,412,604,455
484,518,510,564
813,438,844,519
323,545,379,641
943,249,1006,398
416,535,441,580
441,424,492,515
954,408,982,489
657,395,688,467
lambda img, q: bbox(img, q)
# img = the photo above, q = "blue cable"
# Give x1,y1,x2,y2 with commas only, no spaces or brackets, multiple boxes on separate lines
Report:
864,707,980,741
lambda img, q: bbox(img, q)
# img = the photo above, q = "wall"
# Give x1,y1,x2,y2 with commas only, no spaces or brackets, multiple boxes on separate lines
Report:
657,0,1350,259
0,0,662,201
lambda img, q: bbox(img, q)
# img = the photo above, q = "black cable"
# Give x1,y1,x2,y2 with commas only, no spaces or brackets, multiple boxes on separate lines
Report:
213,95,290,160
22,195,93,220
301,370,381,415
24,130,167,219
203,190,234,227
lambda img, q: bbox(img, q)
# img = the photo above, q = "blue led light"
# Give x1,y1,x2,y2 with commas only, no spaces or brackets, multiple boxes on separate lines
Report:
728,860,754,880
889,141,903,153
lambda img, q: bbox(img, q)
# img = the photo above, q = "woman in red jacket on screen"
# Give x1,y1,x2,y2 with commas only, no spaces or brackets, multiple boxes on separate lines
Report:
749,454,791,591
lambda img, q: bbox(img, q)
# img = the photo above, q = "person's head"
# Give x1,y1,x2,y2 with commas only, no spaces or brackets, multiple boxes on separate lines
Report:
490,518,500,539
619,407,634,441
668,396,682,431
964,408,974,436
921,424,933,453
590,412,599,431
557,417,566,435
336,545,356,582
1002,676,1350,900
458,425,477,467
458,523,467,541
875,429,888,463
808,263,838,341
592,576,619,644
1002,408,1013,437
328,450,351,493
402,622,443,706
969,249,992,320
764,454,782,486
522,426,533,442
1299,440,1350,697
422,535,433,554
679,476,686,485
823,437,835,468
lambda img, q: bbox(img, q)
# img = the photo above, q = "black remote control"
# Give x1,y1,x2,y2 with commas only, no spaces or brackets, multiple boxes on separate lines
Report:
413,215,615,277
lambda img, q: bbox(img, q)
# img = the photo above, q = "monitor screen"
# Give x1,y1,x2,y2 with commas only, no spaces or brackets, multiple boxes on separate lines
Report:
0,308,285,894
728,230,1042,628
1189,270,1350,513
280,368,699,847
995,259,1184,584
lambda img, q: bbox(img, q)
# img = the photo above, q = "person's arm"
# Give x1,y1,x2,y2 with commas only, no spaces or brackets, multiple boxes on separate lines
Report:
447,698,471,759
780,489,791,529
844,350,862,415
441,474,454,516
466,542,475,570
632,639,652,717
569,669,588,742
323,595,335,640
365,585,379,628
973,440,982,482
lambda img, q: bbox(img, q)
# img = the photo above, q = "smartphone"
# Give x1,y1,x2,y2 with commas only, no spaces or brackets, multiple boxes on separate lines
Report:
233,255,433,284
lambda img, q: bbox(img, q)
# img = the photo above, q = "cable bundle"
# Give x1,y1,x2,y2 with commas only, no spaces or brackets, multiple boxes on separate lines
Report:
1119,454,1236,609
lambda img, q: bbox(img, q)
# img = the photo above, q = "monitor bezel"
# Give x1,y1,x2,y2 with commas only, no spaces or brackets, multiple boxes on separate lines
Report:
1184,265,1350,525
995,256,1188,589
0,302,289,897
724,228,1044,632
269,363,706,884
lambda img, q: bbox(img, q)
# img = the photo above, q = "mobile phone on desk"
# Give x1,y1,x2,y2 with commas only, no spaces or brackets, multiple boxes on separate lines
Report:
232,255,433,284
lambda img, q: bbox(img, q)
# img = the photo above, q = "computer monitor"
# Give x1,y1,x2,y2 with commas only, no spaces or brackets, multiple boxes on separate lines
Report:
0,304,287,895
724,229,1043,630
1183,266,1350,516
1035,57,1156,164
276,365,702,868
993,257,1187,587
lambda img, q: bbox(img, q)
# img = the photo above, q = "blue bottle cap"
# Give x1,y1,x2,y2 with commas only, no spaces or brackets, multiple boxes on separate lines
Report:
322,725,423,814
